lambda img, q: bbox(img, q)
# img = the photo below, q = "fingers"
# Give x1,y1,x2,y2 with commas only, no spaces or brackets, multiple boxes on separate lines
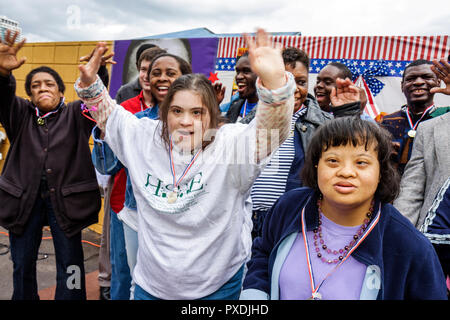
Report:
255,28,269,48
431,58,450,81
89,42,109,67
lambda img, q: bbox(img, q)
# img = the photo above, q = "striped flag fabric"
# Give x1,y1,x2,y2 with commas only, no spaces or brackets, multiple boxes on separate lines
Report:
216,35,450,117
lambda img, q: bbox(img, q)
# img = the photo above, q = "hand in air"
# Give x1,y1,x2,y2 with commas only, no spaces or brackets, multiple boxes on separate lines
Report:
78,42,113,87
0,30,26,75
245,28,285,90
430,58,450,96
330,78,360,107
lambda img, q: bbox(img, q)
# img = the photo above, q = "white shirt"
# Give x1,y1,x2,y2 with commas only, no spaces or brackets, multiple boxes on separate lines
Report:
105,109,268,299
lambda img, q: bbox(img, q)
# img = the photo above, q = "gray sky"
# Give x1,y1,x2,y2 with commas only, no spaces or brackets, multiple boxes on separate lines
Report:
1,0,449,42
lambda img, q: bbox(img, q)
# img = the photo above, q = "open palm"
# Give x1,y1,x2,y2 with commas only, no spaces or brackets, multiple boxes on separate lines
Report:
246,29,285,90
431,58,450,96
0,30,26,74
78,42,111,87
330,78,360,107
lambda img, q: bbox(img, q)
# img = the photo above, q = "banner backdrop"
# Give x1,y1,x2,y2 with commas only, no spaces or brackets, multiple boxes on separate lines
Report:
215,35,450,116
108,34,449,117
109,37,219,98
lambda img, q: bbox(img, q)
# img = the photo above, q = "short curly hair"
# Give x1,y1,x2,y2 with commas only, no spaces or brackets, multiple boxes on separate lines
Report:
301,116,400,204
282,46,310,69
25,66,65,96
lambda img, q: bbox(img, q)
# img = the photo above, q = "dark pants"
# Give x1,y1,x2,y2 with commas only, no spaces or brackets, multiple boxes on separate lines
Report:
9,182,86,300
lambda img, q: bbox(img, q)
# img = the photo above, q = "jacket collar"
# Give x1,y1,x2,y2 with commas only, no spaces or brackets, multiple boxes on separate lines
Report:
303,94,333,126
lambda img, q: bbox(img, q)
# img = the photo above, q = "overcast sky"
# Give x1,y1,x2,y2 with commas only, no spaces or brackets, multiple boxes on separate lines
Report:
1,0,449,42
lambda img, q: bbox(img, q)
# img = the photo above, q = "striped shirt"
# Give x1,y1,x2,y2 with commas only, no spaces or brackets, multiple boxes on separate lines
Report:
251,106,308,211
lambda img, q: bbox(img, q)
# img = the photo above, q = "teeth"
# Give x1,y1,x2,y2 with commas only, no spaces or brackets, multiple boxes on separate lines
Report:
158,86,168,90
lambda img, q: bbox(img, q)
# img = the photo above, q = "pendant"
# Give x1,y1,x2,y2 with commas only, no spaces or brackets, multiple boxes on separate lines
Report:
308,292,322,300
407,129,416,138
167,191,178,204
37,118,45,126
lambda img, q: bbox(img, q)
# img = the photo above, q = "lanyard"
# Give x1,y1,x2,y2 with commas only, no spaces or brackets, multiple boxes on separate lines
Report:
406,104,434,131
168,136,202,195
35,98,64,125
301,202,381,300
242,100,248,117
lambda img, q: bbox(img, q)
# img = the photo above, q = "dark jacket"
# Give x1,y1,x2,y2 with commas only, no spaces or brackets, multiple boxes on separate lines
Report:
241,187,447,300
0,74,102,237
114,78,141,105
242,94,333,153
225,97,246,123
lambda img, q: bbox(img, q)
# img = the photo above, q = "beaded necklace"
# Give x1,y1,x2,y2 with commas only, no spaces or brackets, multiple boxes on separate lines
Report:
314,198,374,264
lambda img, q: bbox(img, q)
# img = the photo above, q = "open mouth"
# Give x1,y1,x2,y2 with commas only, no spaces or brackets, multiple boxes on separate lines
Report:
237,82,247,93
411,88,427,96
156,86,169,96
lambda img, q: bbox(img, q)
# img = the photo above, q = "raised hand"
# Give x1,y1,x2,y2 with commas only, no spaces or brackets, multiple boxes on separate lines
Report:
0,29,26,76
79,47,116,67
330,78,360,107
78,42,111,88
245,28,285,90
430,58,450,95
213,82,226,105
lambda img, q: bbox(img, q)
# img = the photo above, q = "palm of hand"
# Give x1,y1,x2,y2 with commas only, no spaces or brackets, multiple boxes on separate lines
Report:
331,89,360,106
0,43,22,71
250,46,284,78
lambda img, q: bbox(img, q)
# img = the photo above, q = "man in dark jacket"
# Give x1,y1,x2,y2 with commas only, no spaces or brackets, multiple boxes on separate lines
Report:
225,52,259,123
0,31,110,300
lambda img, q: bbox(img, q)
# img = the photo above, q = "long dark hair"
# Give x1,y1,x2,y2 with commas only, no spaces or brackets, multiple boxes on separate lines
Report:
158,73,223,151
301,116,400,203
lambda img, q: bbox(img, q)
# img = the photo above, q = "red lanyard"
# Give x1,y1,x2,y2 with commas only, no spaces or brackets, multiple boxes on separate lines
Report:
301,202,381,299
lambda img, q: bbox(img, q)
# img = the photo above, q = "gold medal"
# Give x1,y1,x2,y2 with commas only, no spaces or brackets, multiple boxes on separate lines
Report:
167,191,178,204
37,118,45,126
308,292,322,300
407,129,416,138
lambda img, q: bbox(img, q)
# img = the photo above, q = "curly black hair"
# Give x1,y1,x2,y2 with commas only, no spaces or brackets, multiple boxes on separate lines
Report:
282,46,310,69
301,116,400,203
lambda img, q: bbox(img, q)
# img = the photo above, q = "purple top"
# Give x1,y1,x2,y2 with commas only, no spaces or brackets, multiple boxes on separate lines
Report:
279,214,367,300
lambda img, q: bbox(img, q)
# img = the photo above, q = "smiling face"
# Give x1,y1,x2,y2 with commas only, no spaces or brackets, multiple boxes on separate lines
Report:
317,142,380,223
138,59,152,92
314,65,343,111
285,61,309,112
30,72,64,113
167,89,211,152
234,56,258,102
150,56,183,104
401,64,439,110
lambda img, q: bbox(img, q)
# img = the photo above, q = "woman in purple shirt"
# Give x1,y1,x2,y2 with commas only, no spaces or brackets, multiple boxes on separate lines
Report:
241,116,447,300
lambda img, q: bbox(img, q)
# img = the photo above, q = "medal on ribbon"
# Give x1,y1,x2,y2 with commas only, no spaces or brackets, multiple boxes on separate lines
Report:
405,104,434,139
35,99,64,126
167,136,202,204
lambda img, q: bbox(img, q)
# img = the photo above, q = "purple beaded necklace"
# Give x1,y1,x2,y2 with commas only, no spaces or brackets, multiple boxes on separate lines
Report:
313,198,374,264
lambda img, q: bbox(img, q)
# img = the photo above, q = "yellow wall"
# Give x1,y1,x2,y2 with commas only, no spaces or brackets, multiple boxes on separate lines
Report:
0,40,114,234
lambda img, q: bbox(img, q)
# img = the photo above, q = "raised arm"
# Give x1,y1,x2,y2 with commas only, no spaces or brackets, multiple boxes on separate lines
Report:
0,30,26,77
248,29,295,163
75,42,116,131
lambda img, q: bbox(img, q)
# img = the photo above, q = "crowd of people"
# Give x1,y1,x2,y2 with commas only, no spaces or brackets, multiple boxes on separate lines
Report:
0,28,449,300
